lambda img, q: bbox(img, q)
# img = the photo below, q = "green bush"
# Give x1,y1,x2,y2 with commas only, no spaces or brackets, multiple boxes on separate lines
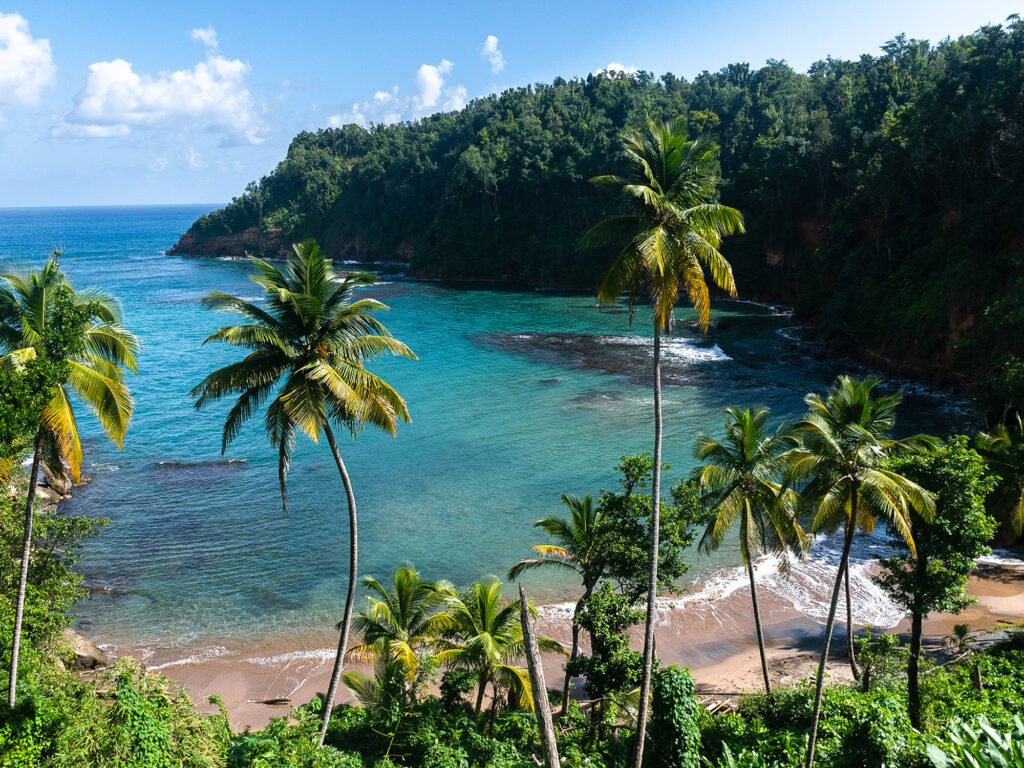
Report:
925,715,1024,768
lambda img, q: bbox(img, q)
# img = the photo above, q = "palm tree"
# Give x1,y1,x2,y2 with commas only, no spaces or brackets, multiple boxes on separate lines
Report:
435,576,565,720
191,240,415,743
509,493,603,715
976,414,1024,544
693,406,806,696
580,118,744,768
344,565,454,704
786,376,936,768
0,255,138,706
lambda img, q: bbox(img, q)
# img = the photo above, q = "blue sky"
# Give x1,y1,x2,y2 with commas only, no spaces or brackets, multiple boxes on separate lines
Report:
1,1,1020,207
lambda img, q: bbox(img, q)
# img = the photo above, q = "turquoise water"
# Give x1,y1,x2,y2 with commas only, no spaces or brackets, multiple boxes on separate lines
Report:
0,206,968,650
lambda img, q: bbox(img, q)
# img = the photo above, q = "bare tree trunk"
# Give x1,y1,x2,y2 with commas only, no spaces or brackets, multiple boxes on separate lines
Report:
748,559,771,697
631,323,662,768
845,562,859,681
318,423,358,745
521,585,561,768
907,610,923,729
805,502,858,768
8,433,42,707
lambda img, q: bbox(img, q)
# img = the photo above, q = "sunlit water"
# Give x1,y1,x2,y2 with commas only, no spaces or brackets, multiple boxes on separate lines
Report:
0,206,976,656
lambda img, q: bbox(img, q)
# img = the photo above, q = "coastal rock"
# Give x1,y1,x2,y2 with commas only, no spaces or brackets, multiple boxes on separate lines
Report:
167,225,287,259
61,628,112,670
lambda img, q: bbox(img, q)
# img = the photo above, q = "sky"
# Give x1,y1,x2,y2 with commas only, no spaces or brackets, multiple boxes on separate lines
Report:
0,1,1020,207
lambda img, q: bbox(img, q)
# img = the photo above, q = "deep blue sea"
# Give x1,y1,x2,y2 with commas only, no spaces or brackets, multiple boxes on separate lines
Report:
0,205,971,655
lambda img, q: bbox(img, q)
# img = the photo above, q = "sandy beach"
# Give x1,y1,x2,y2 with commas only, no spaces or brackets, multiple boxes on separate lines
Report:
100,560,1024,730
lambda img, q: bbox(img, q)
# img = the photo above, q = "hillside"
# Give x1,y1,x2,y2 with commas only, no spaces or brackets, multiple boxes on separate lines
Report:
170,21,1024,415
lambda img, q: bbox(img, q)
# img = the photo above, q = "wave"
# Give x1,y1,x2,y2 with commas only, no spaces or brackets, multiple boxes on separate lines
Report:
594,334,731,364
978,549,1024,567
147,645,234,670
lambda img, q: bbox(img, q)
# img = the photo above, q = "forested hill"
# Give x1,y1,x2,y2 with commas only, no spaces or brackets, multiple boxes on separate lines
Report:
172,21,1024,407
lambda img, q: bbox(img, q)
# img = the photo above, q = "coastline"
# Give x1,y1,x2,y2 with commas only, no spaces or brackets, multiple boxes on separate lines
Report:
102,561,1024,730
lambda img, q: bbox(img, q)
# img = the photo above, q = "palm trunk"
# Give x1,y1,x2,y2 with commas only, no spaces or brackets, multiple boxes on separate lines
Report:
489,680,500,735
318,423,358,745
475,671,488,718
805,496,858,768
561,588,590,718
907,551,927,729
520,585,561,768
845,562,859,681
747,559,771,697
631,322,662,768
8,433,43,707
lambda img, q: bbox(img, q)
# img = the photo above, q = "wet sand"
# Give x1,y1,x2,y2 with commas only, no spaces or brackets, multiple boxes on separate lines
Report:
123,563,1024,730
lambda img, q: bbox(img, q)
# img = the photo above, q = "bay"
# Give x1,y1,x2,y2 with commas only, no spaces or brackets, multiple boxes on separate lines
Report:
0,205,967,654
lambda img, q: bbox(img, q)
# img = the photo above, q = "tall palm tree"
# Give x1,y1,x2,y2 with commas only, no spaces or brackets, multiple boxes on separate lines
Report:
786,376,936,768
509,493,603,715
976,414,1024,544
580,118,744,768
435,576,565,719
693,406,806,696
191,240,415,743
0,255,138,706
344,565,454,704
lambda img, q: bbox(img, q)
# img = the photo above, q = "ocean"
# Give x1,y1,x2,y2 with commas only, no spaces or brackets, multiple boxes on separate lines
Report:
0,205,975,661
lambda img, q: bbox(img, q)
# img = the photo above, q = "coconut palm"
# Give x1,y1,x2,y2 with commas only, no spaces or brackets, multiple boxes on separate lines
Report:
0,255,138,706
435,576,565,720
509,493,603,715
976,414,1024,543
786,376,936,768
344,565,454,704
693,406,806,696
580,118,744,768
191,240,415,743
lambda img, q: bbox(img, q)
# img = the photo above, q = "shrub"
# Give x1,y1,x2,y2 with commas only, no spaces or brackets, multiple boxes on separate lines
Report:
647,666,701,768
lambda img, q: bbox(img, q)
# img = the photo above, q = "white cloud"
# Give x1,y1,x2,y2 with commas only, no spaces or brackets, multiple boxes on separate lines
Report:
330,60,466,129
190,26,218,50
414,59,453,109
185,146,205,169
0,12,55,110
55,48,262,144
596,61,639,75
481,35,504,73
148,156,168,171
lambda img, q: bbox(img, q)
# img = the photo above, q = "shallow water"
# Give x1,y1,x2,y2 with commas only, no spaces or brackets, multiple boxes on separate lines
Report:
0,206,974,656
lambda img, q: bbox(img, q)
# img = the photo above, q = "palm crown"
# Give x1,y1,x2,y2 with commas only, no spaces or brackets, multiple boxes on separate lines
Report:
0,256,139,480
787,375,936,549
582,119,744,331
695,406,805,563
976,414,1024,539
191,240,416,510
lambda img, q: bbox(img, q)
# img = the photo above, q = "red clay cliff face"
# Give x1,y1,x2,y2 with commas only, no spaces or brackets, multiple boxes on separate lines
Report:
166,226,288,258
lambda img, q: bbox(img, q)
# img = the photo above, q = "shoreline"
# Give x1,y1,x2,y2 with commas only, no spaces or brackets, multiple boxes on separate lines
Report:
97,561,1024,730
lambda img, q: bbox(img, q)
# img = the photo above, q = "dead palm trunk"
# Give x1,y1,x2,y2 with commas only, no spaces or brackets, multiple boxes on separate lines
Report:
631,322,662,768
805,494,859,768
844,562,859,680
8,431,43,707
318,423,358,745
747,557,771,697
521,585,561,768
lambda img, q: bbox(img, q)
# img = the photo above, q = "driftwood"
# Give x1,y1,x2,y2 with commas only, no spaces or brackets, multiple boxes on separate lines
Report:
520,585,561,768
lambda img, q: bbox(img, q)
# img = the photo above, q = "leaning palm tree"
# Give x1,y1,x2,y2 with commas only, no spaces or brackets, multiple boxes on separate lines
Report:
0,254,138,706
191,240,415,743
976,414,1024,544
693,406,806,696
509,493,603,715
786,376,936,768
580,118,744,768
435,576,565,720
344,565,454,704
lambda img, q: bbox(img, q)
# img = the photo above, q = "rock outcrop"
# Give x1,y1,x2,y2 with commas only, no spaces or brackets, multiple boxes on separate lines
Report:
61,628,112,670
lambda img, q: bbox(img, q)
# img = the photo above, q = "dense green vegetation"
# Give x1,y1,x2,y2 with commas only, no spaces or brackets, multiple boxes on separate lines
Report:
179,20,1024,409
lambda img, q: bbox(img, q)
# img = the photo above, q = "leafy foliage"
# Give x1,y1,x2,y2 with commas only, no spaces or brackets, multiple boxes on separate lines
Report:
647,666,701,768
